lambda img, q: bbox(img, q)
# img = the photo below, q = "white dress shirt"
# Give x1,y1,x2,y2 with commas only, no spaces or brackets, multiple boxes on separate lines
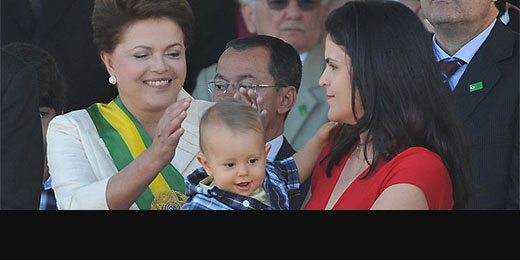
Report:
266,134,284,162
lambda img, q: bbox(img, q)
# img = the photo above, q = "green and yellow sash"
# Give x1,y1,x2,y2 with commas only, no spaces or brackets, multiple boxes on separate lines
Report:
86,96,186,210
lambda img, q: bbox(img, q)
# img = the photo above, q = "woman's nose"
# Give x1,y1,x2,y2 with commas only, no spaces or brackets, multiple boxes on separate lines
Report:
151,56,168,73
319,70,329,88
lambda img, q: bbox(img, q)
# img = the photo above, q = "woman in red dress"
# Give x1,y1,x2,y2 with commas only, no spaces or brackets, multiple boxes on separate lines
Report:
304,1,472,210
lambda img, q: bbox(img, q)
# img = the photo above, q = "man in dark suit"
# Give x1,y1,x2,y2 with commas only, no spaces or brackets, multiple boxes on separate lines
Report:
1,49,44,210
1,0,117,112
207,35,310,209
421,0,519,209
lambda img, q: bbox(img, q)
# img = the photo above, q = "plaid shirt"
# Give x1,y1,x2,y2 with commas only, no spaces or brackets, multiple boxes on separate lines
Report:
181,157,300,210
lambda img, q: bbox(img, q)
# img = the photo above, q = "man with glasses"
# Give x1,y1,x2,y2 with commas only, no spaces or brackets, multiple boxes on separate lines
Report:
193,0,330,153
206,35,312,209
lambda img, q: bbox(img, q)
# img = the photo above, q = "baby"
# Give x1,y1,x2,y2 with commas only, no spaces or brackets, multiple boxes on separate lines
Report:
181,99,333,210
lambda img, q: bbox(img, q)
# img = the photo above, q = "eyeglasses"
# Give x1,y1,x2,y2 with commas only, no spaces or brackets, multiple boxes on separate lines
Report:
207,81,278,96
264,0,322,11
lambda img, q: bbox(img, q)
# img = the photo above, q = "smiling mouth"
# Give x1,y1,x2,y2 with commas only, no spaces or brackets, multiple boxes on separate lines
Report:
236,181,251,191
144,79,172,88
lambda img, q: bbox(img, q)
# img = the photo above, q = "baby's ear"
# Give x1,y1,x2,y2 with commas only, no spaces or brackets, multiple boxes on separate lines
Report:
265,143,272,158
197,154,212,176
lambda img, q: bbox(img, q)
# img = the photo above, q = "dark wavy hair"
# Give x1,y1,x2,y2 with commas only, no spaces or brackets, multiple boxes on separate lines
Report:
322,1,472,209
225,35,302,92
3,42,65,112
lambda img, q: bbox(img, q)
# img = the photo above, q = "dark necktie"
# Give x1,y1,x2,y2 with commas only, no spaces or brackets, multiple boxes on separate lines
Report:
439,57,466,82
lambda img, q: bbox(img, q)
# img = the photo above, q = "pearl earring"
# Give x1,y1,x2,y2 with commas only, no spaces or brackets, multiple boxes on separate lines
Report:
108,75,117,85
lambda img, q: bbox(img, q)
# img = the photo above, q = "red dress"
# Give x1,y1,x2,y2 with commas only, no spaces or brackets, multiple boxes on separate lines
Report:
304,146,454,210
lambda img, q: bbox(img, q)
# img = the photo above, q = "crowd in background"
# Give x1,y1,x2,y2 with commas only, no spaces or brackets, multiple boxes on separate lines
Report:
1,0,518,210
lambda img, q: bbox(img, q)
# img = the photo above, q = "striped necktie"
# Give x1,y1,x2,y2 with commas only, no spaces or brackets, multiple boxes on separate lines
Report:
439,57,466,82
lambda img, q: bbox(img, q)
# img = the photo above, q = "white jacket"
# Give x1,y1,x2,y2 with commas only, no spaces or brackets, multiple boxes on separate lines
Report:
47,89,213,210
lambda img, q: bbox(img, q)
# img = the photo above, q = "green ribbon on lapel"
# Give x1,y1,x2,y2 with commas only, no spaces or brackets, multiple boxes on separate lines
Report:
469,81,484,92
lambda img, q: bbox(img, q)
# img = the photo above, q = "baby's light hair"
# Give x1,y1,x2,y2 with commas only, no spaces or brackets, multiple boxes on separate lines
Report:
199,99,265,154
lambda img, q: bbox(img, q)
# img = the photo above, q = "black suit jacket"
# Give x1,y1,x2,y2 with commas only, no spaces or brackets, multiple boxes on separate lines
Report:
506,4,519,33
275,136,311,210
1,0,117,112
1,50,44,210
453,20,519,209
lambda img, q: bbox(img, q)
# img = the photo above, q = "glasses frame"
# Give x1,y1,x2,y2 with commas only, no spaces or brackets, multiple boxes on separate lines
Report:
207,80,278,96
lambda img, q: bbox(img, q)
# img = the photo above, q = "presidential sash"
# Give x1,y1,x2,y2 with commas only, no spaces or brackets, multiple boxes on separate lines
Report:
86,96,186,210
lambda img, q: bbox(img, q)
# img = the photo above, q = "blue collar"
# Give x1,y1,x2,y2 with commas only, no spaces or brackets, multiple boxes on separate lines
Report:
433,18,497,63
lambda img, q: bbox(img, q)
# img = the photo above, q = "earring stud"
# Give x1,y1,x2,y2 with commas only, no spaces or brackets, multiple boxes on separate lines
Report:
108,75,117,85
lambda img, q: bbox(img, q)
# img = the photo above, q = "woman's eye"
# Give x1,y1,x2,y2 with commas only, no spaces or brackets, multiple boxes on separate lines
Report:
328,63,337,70
134,53,148,59
166,51,179,58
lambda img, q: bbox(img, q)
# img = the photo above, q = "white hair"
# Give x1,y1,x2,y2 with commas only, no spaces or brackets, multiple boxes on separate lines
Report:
240,0,330,9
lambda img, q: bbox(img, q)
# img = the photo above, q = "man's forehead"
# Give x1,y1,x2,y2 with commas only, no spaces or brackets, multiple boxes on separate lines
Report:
215,48,271,81
214,73,256,82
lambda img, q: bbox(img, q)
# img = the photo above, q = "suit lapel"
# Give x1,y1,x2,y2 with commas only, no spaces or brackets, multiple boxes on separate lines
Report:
285,44,326,138
275,136,296,160
454,21,514,121
454,50,500,121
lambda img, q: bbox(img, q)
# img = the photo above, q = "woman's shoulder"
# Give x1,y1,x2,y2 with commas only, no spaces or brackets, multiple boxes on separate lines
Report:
390,147,444,168
48,109,92,129
191,96,214,108
47,109,101,145
179,88,214,111
381,147,453,209
382,146,451,192
193,98,214,116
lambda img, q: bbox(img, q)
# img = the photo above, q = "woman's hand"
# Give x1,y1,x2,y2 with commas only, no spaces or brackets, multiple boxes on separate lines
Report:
149,98,191,166
314,121,338,149
106,98,191,210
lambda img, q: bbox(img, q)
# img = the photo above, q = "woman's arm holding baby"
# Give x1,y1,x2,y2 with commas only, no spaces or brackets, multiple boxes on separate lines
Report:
293,122,337,184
